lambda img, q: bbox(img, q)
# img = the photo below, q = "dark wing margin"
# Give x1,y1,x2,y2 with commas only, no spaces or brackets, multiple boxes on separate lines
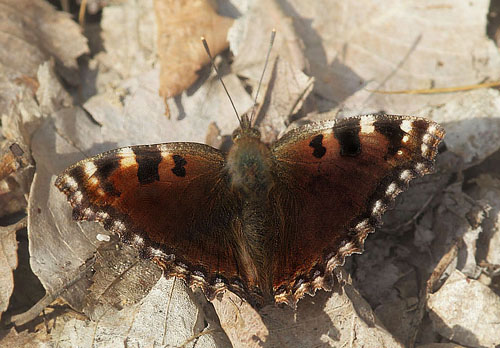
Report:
55,142,257,305
270,115,445,306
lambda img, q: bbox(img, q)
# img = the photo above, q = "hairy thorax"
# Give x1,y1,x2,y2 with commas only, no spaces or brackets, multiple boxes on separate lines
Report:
227,136,274,197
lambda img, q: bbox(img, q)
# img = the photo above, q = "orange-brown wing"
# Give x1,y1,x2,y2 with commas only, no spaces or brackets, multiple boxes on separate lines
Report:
55,143,248,302
270,115,445,306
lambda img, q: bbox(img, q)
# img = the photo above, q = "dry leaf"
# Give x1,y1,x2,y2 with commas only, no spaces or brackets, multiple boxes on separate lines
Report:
204,121,224,148
155,0,234,100
0,225,18,320
428,184,490,276
0,0,88,85
0,0,87,328
421,89,500,167
28,109,104,304
213,281,403,347
97,0,156,80
83,68,253,145
428,270,500,347
83,242,162,320
46,276,230,347
283,0,500,113
0,0,87,143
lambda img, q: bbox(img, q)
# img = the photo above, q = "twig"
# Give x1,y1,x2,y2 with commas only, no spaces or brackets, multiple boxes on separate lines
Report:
78,0,88,27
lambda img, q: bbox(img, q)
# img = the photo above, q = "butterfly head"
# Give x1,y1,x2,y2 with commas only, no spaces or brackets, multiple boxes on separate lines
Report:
232,114,261,143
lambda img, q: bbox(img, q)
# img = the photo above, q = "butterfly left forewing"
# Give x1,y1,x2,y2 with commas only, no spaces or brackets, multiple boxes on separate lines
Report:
55,143,257,304
270,115,444,305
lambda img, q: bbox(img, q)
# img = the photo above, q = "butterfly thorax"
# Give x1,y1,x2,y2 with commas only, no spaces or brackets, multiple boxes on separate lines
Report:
226,126,276,300
227,127,274,197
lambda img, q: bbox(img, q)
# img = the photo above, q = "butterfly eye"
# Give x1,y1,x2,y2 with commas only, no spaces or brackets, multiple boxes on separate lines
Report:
248,128,261,139
232,129,242,141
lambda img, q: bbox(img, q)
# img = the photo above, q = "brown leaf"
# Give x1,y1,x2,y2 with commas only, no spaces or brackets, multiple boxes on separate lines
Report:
154,0,234,99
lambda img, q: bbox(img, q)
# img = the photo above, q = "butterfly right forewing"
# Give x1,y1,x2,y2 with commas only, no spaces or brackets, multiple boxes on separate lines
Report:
269,115,444,306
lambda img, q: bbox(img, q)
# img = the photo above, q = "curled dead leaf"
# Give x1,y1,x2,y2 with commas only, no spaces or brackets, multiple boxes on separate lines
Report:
155,0,234,102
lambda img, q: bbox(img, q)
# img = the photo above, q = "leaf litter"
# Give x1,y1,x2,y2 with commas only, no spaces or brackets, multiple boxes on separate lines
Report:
0,0,499,347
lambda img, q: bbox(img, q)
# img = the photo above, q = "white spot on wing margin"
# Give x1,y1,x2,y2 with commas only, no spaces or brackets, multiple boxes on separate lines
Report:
360,115,376,134
400,120,413,133
117,147,137,168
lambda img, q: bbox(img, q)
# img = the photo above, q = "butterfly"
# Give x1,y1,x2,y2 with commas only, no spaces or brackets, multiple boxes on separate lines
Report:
55,111,444,308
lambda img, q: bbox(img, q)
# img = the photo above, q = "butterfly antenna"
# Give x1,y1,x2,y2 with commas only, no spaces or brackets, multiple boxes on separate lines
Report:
249,29,276,125
201,37,241,125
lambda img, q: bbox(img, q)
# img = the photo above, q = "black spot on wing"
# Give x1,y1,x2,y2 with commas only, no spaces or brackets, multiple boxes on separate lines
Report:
132,147,162,185
94,157,121,196
334,120,361,156
409,119,429,143
172,155,187,177
309,134,327,158
68,165,85,183
373,119,404,157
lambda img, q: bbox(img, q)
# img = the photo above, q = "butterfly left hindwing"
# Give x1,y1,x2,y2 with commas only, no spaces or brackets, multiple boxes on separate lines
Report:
269,115,444,304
